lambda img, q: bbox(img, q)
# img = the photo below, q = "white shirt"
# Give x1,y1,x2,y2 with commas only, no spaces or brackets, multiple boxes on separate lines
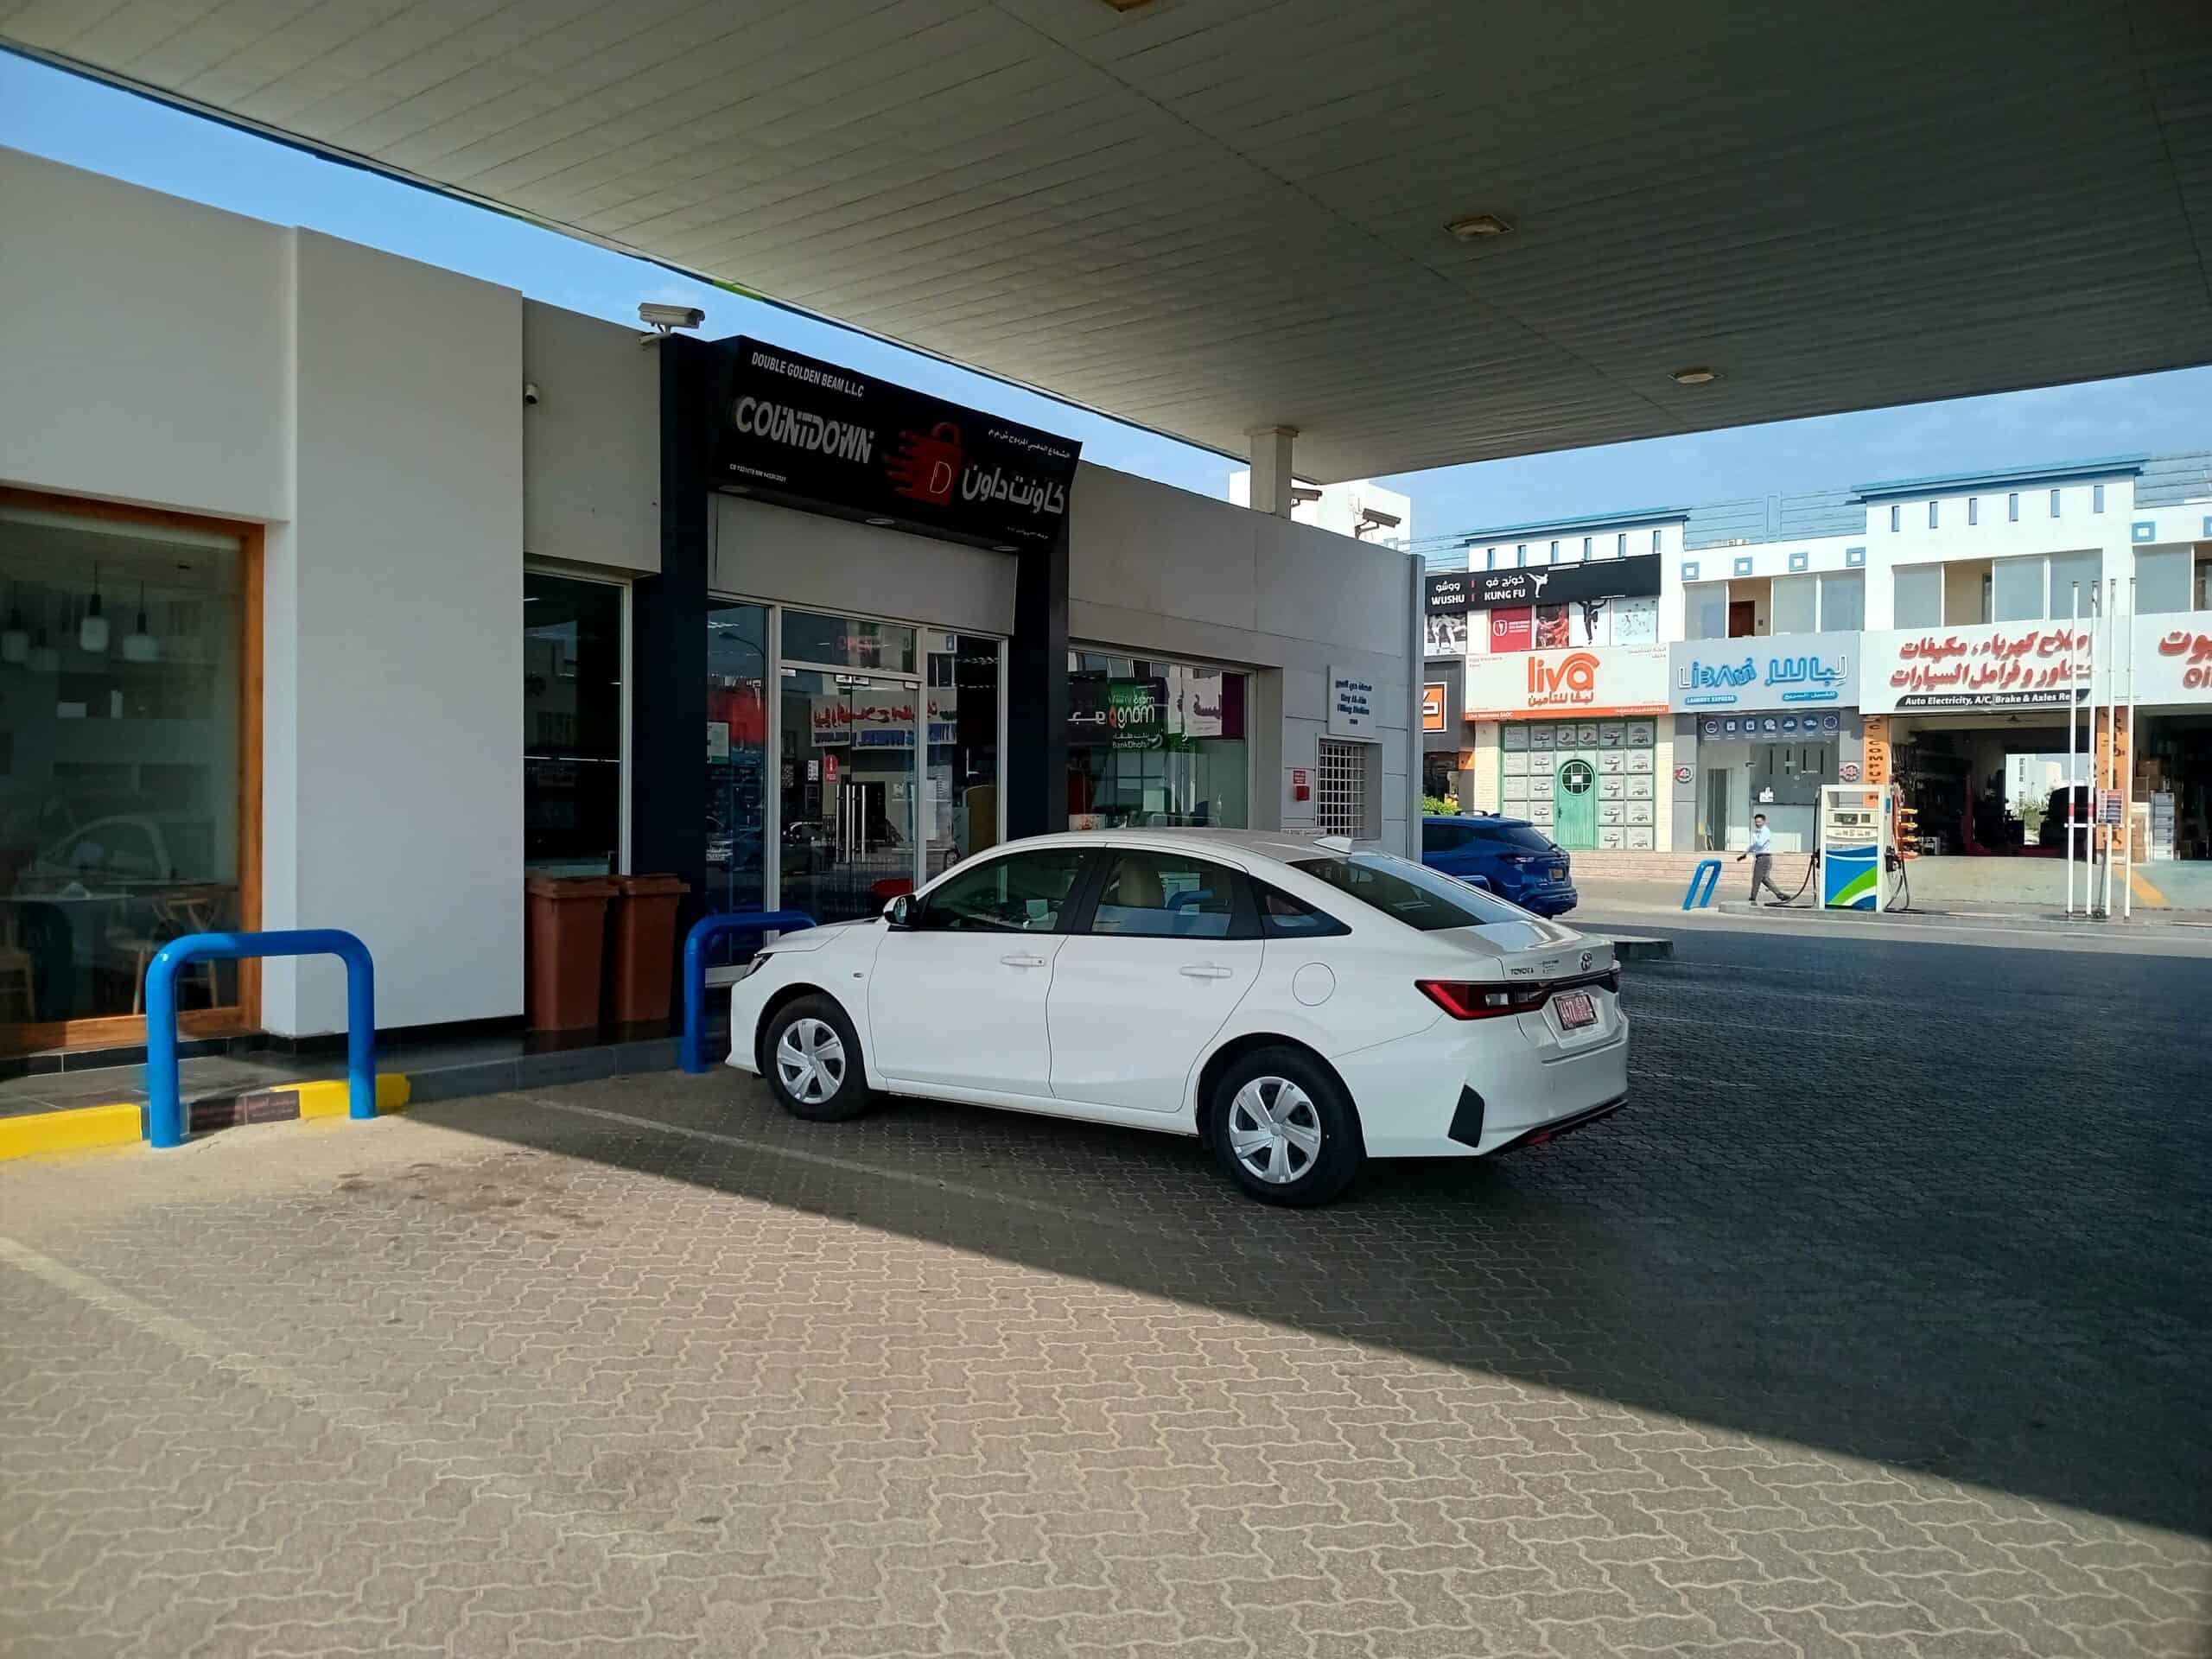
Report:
1748,824,1774,855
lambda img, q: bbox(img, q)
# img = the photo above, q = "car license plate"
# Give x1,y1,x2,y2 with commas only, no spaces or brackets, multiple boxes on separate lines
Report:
1554,990,1597,1030
1549,865,1564,880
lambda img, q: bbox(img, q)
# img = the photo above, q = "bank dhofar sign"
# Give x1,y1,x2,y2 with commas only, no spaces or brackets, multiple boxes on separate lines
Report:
1464,645,1669,719
1669,633,1859,712
713,338,1081,549
1860,623,2092,713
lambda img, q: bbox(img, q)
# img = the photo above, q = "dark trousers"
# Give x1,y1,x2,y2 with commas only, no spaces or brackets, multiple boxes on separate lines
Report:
1750,852,1789,903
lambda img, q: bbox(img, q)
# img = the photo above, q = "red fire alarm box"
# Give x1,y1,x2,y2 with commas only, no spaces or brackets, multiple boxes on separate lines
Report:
1291,766,1311,803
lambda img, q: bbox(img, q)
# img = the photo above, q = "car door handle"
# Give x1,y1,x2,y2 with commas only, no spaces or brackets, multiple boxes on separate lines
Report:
1001,953,1048,968
1179,963,1234,980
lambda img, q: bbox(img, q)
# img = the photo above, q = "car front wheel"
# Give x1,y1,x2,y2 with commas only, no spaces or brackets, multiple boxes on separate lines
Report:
763,995,873,1122
1208,1046,1362,1206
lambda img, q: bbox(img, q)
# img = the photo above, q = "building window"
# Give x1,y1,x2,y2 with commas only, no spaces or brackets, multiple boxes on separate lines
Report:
2050,489,2062,518
1890,505,1901,531
1816,571,1865,632
1516,543,1528,565
2136,546,2194,614
1893,564,1943,627
2008,493,2020,522
1580,536,1592,562
1616,533,1627,557
1,496,252,1045
1066,652,1249,830
2093,484,2105,514
1968,497,1979,526
1315,739,1370,838
1650,529,1662,554
1928,501,1939,529
1770,575,1816,636
1685,583,1729,641
1548,540,1560,563
527,573,626,875
1485,547,1501,569
2046,550,2100,622
1992,555,2044,621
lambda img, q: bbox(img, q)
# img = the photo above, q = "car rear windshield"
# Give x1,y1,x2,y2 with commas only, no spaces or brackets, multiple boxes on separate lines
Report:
1490,825,1558,854
1289,852,1529,931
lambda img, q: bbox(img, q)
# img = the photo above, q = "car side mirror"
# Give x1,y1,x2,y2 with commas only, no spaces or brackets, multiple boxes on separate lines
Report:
885,894,913,929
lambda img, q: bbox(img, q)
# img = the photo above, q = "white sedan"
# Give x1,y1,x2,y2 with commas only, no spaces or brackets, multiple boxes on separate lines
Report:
726,830,1629,1206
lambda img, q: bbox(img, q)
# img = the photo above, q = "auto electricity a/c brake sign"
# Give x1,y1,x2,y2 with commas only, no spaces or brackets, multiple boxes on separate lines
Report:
712,337,1082,551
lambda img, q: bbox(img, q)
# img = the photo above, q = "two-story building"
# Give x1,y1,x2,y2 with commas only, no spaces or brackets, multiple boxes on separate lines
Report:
1428,453,2212,872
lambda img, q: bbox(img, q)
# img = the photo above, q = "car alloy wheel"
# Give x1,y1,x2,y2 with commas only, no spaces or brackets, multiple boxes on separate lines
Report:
1226,1075,1323,1185
775,1017,845,1105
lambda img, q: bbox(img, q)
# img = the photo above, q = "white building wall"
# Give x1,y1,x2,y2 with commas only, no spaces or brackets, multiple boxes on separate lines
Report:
523,302,660,573
1080,467,1415,853
0,150,556,1037
267,232,524,1036
1228,472,1414,550
0,148,290,520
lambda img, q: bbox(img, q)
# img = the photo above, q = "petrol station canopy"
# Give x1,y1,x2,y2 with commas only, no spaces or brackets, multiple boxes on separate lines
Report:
6,0,2209,481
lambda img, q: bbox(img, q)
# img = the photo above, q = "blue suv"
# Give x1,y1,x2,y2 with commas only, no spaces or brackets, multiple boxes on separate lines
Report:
1421,815,1578,917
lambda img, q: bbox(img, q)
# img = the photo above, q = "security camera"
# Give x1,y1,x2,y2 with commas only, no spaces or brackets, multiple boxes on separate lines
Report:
639,302,705,332
523,381,541,405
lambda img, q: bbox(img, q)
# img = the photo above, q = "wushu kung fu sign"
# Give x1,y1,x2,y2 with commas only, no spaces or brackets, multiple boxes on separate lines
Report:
713,338,1081,550
1860,624,2093,714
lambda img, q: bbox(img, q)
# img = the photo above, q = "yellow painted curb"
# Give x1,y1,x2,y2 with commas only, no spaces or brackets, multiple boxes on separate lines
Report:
296,1073,412,1119
0,1103,143,1161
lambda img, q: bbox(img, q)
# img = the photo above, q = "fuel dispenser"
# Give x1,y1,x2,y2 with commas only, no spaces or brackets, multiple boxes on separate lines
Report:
1819,785,1891,912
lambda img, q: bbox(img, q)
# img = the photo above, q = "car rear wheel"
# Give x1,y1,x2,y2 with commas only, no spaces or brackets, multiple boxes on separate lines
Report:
763,995,873,1122
1208,1046,1362,1206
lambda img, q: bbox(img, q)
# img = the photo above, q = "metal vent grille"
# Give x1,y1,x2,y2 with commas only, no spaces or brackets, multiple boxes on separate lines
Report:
1316,740,1367,838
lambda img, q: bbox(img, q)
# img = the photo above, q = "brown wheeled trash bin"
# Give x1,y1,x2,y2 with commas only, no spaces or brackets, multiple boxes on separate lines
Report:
604,874,691,1025
524,876,618,1031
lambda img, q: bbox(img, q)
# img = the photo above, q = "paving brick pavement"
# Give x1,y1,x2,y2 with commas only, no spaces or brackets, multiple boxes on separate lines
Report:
2,925,2207,1657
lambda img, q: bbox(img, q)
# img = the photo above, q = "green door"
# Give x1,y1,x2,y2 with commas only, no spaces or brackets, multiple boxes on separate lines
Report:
1553,757,1598,849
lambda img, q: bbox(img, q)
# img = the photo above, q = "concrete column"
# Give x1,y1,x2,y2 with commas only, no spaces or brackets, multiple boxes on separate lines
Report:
1247,426,1298,518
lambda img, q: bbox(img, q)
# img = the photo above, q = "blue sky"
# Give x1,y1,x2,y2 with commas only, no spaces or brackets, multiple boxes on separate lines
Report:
6,48,2209,550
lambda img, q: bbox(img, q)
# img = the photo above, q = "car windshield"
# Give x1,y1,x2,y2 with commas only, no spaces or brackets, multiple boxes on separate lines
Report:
1289,852,1529,931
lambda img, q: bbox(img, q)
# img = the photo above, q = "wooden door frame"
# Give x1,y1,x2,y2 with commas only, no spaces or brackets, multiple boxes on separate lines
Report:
0,487,262,1056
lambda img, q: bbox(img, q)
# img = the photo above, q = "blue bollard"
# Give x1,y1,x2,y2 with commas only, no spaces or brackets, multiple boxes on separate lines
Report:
1681,859,1723,911
681,910,816,1074
146,929,377,1148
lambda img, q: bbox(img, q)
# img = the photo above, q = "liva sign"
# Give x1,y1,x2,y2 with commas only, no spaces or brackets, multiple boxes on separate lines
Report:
1463,644,1669,720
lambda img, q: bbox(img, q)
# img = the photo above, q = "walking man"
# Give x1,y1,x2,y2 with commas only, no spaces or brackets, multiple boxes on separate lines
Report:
1739,812,1791,905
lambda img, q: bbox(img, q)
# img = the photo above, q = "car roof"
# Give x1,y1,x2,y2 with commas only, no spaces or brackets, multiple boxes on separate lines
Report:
1423,814,1535,830
976,826,1376,868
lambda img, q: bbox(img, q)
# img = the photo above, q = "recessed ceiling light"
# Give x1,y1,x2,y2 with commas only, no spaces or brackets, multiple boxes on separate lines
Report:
993,544,1019,553
865,517,895,526
1670,366,1720,385
1098,0,1154,10
1445,213,1513,241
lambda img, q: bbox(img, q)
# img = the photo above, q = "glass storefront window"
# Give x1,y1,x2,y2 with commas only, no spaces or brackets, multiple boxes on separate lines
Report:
705,601,771,938
925,632,1001,880
524,574,623,874
0,503,244,1040
1065,651,1249,830
780,667,918,925
780,608,917,675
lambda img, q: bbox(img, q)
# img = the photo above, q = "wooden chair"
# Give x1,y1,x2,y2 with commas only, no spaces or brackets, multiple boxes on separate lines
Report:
111,887,226,1015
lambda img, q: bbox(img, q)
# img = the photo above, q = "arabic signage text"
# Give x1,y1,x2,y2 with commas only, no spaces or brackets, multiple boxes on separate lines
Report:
713,337,1080,550
1468,553,1662,609
1328,668,1378,740
1424,572,1470,613
1464,645,1670,719
1669,632,1859,711
1859,623,2091,713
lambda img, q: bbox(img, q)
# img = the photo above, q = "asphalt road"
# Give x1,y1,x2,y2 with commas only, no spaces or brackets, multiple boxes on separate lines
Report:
3,918,2208,1657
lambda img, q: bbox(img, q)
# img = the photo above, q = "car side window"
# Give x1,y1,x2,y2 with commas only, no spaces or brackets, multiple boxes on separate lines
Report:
1089,852,1238,939
919,849,1087,933
1256,885,1351,938
1423,822,1464,853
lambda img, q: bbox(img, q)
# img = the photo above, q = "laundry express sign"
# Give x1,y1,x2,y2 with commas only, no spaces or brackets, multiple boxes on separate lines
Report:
1464,644,1669,719
713,338,1081,549
1669,633,1859,712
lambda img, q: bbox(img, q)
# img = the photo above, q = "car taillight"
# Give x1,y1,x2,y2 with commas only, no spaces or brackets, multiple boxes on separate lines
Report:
1418,970,1618,1020
1418,980,1550,1020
